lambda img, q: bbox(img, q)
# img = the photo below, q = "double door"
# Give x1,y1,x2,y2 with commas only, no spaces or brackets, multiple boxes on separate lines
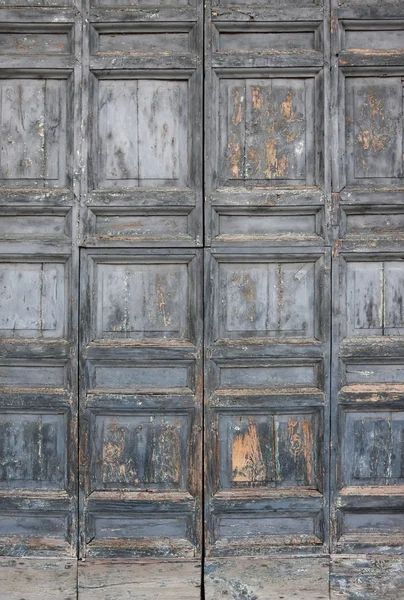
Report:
1,0,404,594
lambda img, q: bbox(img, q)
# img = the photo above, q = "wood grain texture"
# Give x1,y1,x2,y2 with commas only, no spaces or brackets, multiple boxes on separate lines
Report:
205,557,330,600
0,558,77,600
0,3,80,558
330,557,404,599
1,0,404,589
331,0,404,559
79,249,202,558
78,559,201,599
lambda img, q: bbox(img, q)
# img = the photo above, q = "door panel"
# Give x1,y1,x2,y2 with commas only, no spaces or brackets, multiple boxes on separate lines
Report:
78,0,203,561
0,6,80,557
331,0,404,558
205,0,331,560
80,249,202,557
205,248,330,556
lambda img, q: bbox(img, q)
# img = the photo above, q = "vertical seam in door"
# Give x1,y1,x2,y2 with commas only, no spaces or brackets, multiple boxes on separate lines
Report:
328,0,334,586
201,0,206,596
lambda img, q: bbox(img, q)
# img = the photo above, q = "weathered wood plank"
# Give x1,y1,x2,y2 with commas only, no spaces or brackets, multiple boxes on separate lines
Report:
0,558,77,600
330,557,404,599
205,557,330,599
78,559,201,599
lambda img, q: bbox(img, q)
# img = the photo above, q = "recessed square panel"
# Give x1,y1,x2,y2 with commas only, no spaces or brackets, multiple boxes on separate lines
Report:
92,413,190,490
0,78,68,188
0,413,67,489
218,412,319,490
94,262,189,341
345,260,404,338
345,77,403,185
93,78,188,189
212,256,324,342
218,78,315,186
342,411,404,487
0,260,67,339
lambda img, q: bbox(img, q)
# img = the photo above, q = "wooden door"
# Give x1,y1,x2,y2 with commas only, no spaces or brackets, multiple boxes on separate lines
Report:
0,6,81,557
203,0,332,591
1,0,404,596
0,0,204,570
78,0,204,561
330,0,404,567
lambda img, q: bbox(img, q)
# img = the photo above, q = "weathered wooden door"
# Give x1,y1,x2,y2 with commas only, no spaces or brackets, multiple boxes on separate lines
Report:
0,0,204,582
1,0,404,596
203,0,332,594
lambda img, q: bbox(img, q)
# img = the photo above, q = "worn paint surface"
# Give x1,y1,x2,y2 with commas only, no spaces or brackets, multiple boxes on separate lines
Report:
1,0,404,594
330,557,404,599
222,413,316,488
205,557,329,600
221,79,309,185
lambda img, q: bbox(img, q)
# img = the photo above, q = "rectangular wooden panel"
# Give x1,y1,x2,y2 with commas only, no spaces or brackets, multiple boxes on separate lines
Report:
89,360,193,394
344,77,402,183
0,208,71,241
207,250,327,345
217,77,314,186
0,412,67,489
91,413,190,490
95,31,190,54
94,78,188,189
217,412,320,489
0,76,71,189
205,247,330,556
341,410,404,486
216,26,319,52
0,259,68,339
80,249,202,558
0,27,72,55
82,5,202,248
